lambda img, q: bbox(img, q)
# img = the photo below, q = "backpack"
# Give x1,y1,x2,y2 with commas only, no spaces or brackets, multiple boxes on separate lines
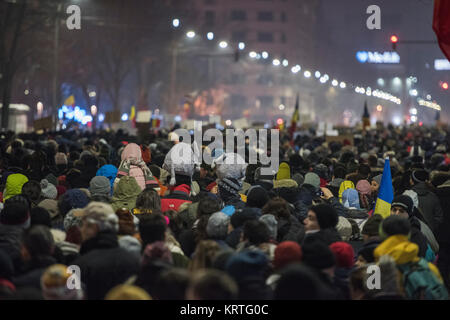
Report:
398,258,449,300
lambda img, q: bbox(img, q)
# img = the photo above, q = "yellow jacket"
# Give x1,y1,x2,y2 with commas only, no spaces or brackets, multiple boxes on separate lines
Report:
374,235,443,282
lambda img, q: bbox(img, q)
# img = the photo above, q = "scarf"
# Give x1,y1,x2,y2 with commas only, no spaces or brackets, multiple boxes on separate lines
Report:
117,158,158,188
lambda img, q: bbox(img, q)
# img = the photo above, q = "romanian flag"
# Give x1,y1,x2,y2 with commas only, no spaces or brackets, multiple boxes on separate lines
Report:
64,95,75,107
151,118,161,129
374,158,394,218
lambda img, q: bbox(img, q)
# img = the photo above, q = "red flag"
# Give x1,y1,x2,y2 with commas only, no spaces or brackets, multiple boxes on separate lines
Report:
433,0,450,61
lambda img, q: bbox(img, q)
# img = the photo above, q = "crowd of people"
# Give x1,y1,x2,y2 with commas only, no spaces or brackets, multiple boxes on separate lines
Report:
0,123,449,300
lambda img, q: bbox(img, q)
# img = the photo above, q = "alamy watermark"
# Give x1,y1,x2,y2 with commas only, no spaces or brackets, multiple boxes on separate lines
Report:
366,5,381,30
66,5,81,30
170,121,280,176
66,265,81,290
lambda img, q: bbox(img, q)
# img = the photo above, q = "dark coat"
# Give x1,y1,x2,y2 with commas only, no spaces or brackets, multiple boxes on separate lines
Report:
0,224,24,274
408,216,428,258
13,256,57,290
412,182,444,234
436,185,450,246
277,214,305,244
73,231,140,300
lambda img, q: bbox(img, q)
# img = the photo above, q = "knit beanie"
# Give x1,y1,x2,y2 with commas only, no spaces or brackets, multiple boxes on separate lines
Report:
254,167,274,181
361,214,383,237
292,173,305,187
0,195,30,228
218,177,242,199
302,237,336,270
3,173,29,201
55,153,68,166
58,189,90,217
273,241,303,270
304,172,320,190
246,185,269,209
230,207,258,229
89,176,111,198
391,195,414,216
336,216,353,241
96,165,118,194
118,235,142,258
309,204,338,229
41,179,58,200
225,250,268,282
63,208,84,231
259,214,278,240
372,174,382,186
163,142,199,186
403,190,419,209
411,169,429,183
45,174,58,188
356,180,371,195
329,242,354,269
276,162,291,180
206,211,231,240
38,199,59,219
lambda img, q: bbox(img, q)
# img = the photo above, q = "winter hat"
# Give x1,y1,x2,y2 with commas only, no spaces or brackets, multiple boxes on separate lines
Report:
391,195,414,216
74,202,118,233
206,181,217,192
63,208,83,231
276,162,291,180
56,185,67,198
206,211,231,240
225,250,268,282
292,173,305,186
230,207,258,229
59,189,90,217
118,235,142,258
259,214,278,240
302,237,336,270
356,180,371,195
30,207,51,227
274,264,322,300
163,142,200,186
213,152,247,181
309,204,338,229
329,242,355,269
336,216,353,241
38,199,59,219
342,189,360,209
40,179,57,200
403,190,419,209
303,172,320,190
0,195,30,228
142,241,173,266
55,153,68,166
411,169,428,183
111,176,141,212
43,174,57,188
361,214,383,237
218,177,242,198
89,176,111,198
273,241,303,270
372,174,382,186
41,264,84,300
105,285,151,300
3,173,29,201
246,185,269,209
328,178,344,189
96,165,118,194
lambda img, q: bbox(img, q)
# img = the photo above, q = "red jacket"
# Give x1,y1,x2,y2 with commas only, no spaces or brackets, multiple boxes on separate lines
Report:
161,184,191,212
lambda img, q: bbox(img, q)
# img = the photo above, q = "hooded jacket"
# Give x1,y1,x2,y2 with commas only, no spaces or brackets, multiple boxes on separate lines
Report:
161,184,192,212
374,235,442,282
412,182,443,235
117,143,152,191
3,174,28,202
111,176,142,212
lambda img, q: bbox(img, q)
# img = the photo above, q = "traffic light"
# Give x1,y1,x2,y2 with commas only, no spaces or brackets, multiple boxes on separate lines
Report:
390,35,398,51
441,81,449,90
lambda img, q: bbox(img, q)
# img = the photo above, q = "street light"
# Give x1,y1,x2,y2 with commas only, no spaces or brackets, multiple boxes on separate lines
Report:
262,51,269,59
37,102,43,117
172,19,180,28
238,42,245,50
282,59,289,67
272,59,280,66
219,41,228,48
90,105,97,116
304,71,311,78
315,71,321,78
186,31,195,38
207,32,214,40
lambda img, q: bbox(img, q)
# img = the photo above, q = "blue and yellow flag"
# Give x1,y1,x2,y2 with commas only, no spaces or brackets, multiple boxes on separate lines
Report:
374,158,394,218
